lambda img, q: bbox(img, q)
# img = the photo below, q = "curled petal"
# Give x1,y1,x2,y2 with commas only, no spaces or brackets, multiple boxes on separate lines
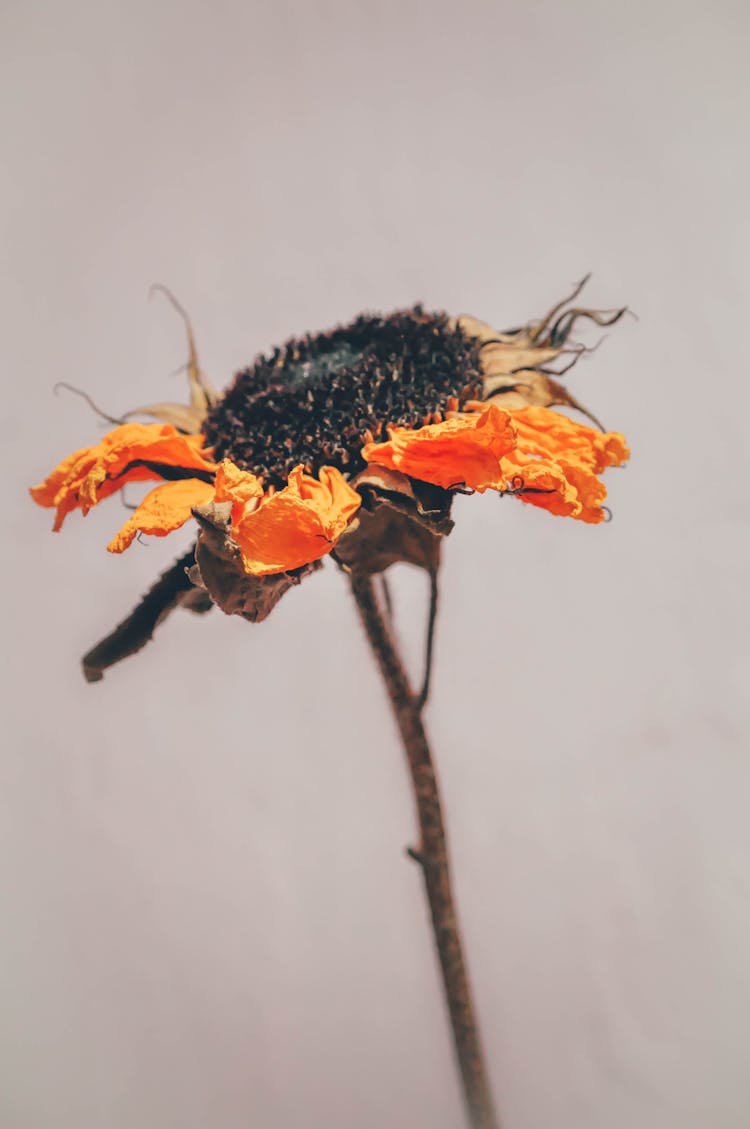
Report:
510,406,629,472
30,444,97,513
361,403,517,492
30,423,216,531
213,459,264,521
503,458,608,523
499,406,629,523
231,464,361,575
107,478,215,553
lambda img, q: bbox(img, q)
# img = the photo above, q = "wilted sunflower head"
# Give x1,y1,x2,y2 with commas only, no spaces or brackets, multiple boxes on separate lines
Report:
31,279,630,680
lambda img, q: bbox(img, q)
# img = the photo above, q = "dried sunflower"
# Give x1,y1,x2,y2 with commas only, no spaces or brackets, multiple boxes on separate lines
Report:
29,277,631,1129
31,279,629,682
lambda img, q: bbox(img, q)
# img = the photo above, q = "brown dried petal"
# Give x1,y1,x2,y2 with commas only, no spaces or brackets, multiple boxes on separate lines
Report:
351,467,454,536
334,505,442,577
334,473,452,577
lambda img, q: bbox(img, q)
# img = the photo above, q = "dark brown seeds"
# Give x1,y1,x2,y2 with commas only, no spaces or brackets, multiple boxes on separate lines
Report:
203,306,482,487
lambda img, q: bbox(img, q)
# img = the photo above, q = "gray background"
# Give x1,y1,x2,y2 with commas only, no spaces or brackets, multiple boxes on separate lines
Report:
2,1,749,1127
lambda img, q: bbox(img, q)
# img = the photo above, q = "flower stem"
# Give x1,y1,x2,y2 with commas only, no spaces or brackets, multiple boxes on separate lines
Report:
349,571,499,1129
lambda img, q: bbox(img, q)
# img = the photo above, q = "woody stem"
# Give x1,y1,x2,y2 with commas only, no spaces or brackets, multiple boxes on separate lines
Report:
349,571,499,1129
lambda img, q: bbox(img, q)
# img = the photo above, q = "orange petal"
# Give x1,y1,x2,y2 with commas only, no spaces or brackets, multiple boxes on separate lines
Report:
510,407,629,473
361,403,517,491
107,478,216,553
212,459,264,524
231,464,361,575
30,423,216,531
502,456,607,522
499,406,629,523
30,445,91,509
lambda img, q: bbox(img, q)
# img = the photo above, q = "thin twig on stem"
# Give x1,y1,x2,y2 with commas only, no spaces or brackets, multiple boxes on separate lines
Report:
349,571,499,1129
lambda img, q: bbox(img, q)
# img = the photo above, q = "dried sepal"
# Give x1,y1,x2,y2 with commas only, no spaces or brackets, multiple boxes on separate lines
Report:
334,469,453,577
118,401,210,435
454,279,627,431
333,503,443,577
456,314,561,380
464,372,606,431
351,466,455,536
117,287,222,434
150,285,221,416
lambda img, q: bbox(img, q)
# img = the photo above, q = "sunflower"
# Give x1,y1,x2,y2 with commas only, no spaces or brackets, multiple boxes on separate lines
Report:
31,279,629,681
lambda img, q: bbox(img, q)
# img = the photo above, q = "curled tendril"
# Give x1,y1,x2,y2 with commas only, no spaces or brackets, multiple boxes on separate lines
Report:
148,283,219,410
148,284,196,348
528,273,592,343
549,307,628,348
119,489,139,512
497,475,530,497
496,475,558,499
54,382,126,427
534,353,583,379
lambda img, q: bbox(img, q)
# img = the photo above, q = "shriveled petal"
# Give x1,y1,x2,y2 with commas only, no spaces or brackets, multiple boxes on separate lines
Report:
510,406,629,472
97,424,215,481
213,459,264,522
499,406,629,523
361,403,517,492
30,445,91,509
107,479,215,553
502,456,606,522
30,423,216,531
231,464,361,575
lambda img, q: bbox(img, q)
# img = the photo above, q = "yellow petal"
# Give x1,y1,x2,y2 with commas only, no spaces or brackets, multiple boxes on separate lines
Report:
107,478,216,553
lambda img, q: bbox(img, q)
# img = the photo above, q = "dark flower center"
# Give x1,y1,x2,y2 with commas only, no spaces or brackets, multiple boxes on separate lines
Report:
203,306,483,487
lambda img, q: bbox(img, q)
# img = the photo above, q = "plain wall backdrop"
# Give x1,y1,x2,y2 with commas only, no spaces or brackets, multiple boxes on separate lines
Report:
2,1,749,1127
